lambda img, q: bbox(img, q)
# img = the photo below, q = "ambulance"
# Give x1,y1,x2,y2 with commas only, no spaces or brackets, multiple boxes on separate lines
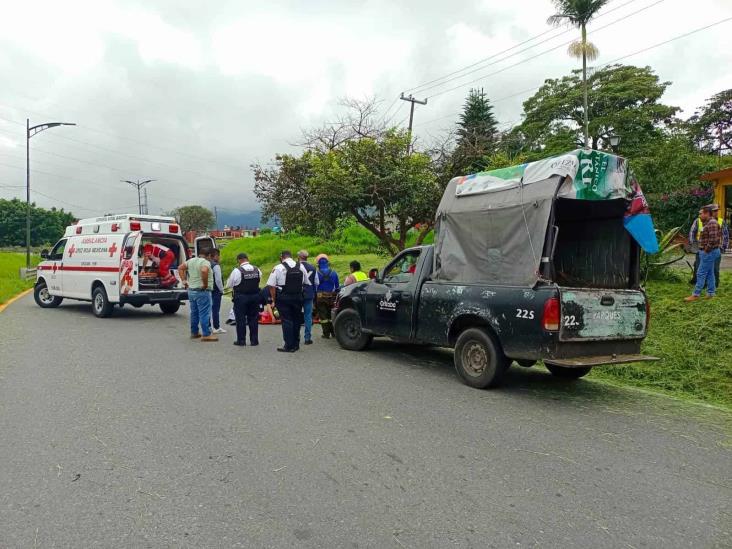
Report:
33,214,216,317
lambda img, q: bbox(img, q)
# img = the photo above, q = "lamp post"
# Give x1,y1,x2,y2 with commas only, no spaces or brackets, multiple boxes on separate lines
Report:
121,179,155,214
26,119,76,269
608,134,621,153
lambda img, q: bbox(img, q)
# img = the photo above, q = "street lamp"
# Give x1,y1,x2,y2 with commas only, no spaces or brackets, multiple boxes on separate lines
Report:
26,119,76,268
121,179,156,215
608,134,621,153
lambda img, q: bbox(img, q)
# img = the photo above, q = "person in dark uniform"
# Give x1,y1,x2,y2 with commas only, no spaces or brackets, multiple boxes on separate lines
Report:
267,250,311,353
297,250,319,345
226,253,263,347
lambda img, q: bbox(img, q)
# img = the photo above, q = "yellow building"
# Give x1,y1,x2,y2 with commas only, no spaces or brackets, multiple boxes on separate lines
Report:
700,167,732,226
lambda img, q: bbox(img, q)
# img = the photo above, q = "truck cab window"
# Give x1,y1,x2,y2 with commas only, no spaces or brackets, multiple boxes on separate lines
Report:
49,239,67,261
383,251,420,284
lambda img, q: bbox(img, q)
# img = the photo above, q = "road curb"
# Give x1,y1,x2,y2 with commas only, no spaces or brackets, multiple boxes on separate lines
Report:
0,288,33,314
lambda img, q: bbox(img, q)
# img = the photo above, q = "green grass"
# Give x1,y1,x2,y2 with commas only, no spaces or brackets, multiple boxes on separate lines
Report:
590,272,732,409
0,253,38,305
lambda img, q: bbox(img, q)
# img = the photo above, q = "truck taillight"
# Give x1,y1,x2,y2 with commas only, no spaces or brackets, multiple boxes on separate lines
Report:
542,297,560,331
130,221,141,231
169,224,179,233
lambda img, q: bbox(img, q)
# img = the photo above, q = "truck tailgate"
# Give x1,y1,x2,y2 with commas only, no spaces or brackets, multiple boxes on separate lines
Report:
559,288,647,341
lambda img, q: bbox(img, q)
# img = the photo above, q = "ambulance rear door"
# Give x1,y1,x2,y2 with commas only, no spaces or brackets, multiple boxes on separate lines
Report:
120,231,142,296
194,235,217,257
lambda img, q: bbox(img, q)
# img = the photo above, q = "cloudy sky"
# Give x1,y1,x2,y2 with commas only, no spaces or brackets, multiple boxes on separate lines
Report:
0,0,730,222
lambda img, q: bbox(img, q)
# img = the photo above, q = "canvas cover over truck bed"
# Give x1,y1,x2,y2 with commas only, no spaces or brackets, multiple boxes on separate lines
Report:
433,149,659,286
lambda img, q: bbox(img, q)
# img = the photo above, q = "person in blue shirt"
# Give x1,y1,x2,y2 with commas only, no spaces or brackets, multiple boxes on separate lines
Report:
314,254,340,339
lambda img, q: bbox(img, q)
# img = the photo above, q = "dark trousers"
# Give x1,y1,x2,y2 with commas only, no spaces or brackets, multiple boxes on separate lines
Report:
692,251,721,287
316,292,337,337
277,293,303,350
211,290,222,329
233,293,260,344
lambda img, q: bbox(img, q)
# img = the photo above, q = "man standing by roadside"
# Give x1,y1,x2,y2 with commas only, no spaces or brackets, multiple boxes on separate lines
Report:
209,249,226,334
297,250,319,346
315,254,339,339
178,250,218,341
686,206,721,302
267,250,311,353
689,208,705,285
343,260,369,286
227,253,262,347
711,204,729,288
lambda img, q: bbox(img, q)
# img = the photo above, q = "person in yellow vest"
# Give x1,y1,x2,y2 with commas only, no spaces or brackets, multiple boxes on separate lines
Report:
689,208,705,286
343,260,369,286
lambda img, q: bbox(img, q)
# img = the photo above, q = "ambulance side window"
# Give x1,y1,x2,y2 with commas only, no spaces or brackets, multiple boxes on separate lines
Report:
49,239,67,261
123,235,136,259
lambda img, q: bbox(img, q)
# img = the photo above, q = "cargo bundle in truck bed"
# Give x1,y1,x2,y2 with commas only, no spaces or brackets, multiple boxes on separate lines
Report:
333,149,660,389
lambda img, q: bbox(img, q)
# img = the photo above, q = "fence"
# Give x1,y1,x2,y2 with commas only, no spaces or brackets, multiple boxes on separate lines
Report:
19,267,37,281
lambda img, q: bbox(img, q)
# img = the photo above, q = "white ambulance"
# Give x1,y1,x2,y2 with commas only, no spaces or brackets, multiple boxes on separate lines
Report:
34,214,216,317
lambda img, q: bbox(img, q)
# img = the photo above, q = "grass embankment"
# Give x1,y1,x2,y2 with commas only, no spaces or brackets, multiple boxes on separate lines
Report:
0,252,38,305
591,272,732,409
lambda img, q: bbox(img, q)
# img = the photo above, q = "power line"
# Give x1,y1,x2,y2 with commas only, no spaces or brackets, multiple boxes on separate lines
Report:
402,0,640,96
426,0,667,100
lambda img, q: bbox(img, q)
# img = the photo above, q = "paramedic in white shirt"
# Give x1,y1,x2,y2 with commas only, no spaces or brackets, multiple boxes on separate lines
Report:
266,250,311,353
226,252,263,347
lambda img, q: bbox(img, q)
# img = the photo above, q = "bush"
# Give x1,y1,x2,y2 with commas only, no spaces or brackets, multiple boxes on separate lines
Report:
647,185,713,233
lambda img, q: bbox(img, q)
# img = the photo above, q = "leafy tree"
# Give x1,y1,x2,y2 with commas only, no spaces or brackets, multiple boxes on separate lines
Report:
168,205,215,234
689,89,732,155
548,0,610,147
519,64,678,152
0,198,75,247
454,88,499,173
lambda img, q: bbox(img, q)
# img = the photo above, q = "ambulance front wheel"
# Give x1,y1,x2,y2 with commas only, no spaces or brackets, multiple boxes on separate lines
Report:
34,281,63,308
92,286,114,318
159,302,180,315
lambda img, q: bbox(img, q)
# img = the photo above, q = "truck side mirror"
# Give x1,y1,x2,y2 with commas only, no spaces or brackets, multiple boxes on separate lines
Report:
40,249,49,259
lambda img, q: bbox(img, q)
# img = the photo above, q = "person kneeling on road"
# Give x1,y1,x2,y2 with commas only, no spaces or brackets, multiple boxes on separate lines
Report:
267,250,311,353
178,250,218,341
227,253,263,347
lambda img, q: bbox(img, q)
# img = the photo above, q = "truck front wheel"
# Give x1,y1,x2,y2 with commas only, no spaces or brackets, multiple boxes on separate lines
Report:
34,281,63,308
334,309,373,351
545,364,592,379
454,327,509,389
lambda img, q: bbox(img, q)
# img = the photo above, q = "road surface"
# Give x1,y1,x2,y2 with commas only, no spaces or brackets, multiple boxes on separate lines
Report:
1,296,730,548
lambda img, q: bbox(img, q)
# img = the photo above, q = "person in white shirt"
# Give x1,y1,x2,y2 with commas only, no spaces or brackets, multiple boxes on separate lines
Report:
266,250,311,352
209,249,226,334
226,253,263,347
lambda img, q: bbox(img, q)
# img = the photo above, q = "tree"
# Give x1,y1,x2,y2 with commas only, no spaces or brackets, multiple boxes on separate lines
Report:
454,88,499,173
548,0,610,148
689,89,732,156
518,64,679,153
169,205,215,234
0,199,75,247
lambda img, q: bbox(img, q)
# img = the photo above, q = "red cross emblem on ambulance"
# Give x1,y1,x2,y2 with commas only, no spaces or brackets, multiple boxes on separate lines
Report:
108,242,118,257
67,243,76,257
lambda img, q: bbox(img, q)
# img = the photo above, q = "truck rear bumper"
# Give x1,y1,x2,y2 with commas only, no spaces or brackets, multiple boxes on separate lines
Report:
545,354,659,368
120,290,188,306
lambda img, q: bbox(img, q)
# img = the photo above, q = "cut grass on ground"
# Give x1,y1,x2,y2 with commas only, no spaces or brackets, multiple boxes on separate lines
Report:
0,253,38,305
590,272,732,409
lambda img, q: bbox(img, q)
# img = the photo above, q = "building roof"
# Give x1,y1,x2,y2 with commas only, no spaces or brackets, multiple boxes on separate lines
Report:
700,167,732,181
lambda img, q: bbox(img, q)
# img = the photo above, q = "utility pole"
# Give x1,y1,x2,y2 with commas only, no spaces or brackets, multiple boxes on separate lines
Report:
26,118,76,268
122,179,155,215
214,206,218,230
141,188,149,215
400,93,427,153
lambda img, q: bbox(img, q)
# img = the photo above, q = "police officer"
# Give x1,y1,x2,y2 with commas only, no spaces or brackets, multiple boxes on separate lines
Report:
226,253,263,347
267,250,312,352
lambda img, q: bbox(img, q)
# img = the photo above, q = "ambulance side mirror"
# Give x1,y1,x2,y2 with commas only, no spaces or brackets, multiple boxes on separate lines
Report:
40,249,49,259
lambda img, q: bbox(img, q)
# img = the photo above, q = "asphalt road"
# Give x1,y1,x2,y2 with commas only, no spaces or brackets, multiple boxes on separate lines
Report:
1,296,730,548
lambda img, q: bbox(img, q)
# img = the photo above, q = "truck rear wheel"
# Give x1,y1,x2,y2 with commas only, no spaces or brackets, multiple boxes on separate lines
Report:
334,309,373,351
34,281,63,308
159,302,180,315
545,364,592,379
454,327,509,389
92,286,114,318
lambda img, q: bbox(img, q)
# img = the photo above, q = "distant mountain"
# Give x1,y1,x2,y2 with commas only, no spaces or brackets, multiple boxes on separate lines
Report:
215,210,271,230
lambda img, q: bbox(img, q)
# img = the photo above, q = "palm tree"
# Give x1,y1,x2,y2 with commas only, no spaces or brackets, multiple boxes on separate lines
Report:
548,0,609,148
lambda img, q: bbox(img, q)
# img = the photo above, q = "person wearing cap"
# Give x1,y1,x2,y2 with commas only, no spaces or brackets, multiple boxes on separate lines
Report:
685,205,721,302
710,204,729,287
267,250,312,352
226,252,263,347
315,254,340,339
297,250,319,345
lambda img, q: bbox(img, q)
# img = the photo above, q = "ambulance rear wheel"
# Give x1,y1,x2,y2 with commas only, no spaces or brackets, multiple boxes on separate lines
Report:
159,302,180,315
92,286,114,318
34,281,63,308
